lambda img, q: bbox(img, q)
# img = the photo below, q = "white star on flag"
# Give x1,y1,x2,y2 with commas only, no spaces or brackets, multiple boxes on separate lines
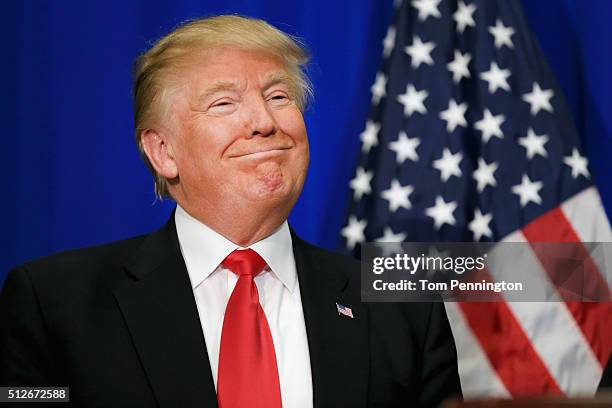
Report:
563,148,590,179
370,72,387,105
382,25,396,58
388,131,420,164
473,158,498,192
404,36,436,68
375,227,406,257
425,196,457,230
453,1,477,33
474,109,505,143
433,148,463,182
375,227,407,242
469,209,493,241
360,120,380,153
341,215,367,250
518,128,549,159
397,84,428,116
381,179,414,212
447,50,471,83
488,19,515,49
439,99,468,132
522,82,554,115
511,174,543,207
411,0,442,21
349,167,373,200
480,62,511,94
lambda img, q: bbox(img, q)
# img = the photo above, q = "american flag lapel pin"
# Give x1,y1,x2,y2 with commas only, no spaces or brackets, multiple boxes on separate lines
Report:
336,302,354,319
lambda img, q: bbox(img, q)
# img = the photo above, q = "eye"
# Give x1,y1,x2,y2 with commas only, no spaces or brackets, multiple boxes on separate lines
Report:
208,98,237,114
266,91,292,106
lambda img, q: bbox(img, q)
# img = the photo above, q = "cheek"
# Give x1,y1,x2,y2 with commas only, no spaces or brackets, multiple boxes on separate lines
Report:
291,120,309,165
279,110,308,146
179,122,236,171
280,113,309,175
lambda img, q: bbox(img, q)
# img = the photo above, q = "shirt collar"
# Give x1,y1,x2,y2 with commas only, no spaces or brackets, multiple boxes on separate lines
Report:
174,205,297,293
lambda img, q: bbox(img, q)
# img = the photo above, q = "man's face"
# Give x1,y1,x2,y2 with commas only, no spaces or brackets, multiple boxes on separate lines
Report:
166,47,309,220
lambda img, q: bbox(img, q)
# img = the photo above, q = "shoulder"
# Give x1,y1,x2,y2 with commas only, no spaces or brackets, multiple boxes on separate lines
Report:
291,233,360,272
23,235,147,271
8,234,149,295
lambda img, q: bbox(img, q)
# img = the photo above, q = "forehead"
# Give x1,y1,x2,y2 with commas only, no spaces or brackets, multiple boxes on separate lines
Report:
181,47,289,88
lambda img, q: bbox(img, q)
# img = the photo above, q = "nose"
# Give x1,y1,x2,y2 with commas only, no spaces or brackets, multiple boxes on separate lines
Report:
246,95,277,139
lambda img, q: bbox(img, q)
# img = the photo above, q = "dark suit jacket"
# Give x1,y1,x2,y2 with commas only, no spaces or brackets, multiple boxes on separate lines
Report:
598,355,611,392
0,217,461,407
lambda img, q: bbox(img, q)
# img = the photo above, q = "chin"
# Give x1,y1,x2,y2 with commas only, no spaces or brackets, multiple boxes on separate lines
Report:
248,180,292,202
244,162,287,197
244,176,303,211
235,159,307,205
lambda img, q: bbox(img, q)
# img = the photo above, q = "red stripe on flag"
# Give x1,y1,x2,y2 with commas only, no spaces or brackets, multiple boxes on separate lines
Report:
522,207,612,367
459,300,563,395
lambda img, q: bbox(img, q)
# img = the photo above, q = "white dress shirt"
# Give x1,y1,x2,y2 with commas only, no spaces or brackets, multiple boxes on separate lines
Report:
174,206,313,408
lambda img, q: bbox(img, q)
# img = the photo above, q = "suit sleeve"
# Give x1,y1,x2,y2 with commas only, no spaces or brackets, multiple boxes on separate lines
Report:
0,267,54,385
418,302,462,407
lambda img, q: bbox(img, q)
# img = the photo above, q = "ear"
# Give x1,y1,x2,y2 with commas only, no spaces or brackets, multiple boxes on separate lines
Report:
140,129,179,180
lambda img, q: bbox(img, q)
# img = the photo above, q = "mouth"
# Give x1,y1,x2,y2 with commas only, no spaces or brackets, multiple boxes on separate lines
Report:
229,147,291,159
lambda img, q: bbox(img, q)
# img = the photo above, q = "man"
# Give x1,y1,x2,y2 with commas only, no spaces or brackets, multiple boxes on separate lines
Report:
0,15,461,407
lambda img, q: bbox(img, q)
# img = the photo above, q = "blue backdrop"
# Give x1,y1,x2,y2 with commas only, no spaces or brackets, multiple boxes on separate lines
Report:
2,0,610,278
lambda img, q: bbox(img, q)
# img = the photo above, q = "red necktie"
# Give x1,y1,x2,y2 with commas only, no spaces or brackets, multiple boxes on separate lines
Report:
217,249,282,408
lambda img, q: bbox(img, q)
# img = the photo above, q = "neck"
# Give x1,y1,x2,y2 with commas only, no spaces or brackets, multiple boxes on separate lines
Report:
176,200,290,247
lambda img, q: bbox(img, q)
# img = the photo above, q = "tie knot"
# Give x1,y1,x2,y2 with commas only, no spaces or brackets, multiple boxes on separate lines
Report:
221,249,267,277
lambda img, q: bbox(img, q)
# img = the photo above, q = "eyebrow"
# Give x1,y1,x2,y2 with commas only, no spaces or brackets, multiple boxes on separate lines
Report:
262,72,294,91
197,81,241,104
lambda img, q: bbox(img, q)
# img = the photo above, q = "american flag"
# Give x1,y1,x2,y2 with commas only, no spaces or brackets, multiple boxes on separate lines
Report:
336,302,354,319
341,0,611,398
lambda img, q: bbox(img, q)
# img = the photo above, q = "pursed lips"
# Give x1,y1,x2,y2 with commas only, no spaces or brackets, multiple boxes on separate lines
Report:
229,146,292,158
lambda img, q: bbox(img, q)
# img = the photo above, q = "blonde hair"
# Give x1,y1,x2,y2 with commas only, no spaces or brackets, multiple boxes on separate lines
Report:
133,15,312,198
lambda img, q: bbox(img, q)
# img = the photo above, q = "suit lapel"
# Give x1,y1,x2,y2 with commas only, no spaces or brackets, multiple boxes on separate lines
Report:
292,234,369,408
114,217,218,408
